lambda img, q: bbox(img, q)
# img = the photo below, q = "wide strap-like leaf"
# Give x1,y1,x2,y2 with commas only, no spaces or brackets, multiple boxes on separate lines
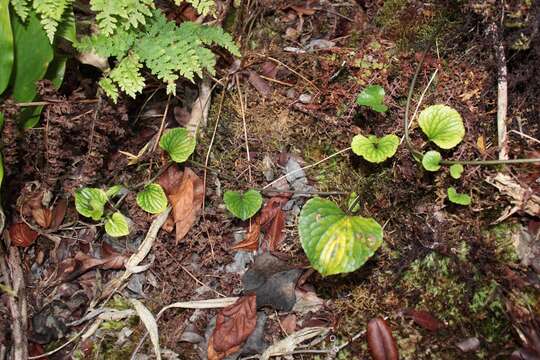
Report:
299,198,383,276
0,0,14,95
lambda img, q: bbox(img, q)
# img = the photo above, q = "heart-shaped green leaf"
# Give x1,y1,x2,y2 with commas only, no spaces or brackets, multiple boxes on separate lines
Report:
299,198,383,276
449,164,464,179
356,85,388,113
418,104,465,149
351,134,399,163
447,187,471,205
75,188,108,221
105,211,130,237
223,190,263,221
159,128,196,163
136,183,168,214
422,150,442,171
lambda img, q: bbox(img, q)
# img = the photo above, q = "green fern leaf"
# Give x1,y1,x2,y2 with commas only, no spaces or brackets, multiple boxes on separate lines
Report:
99,77,119,102
33,0,71,42
90,0,154,35
10,0,30,21
174,0,215,16
107,54,145,99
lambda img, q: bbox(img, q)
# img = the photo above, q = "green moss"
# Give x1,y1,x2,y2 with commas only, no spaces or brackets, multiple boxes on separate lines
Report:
488,223,520,263
401,253,467,325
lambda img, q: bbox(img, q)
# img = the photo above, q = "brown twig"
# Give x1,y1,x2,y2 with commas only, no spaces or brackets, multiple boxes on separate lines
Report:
235,74,253,182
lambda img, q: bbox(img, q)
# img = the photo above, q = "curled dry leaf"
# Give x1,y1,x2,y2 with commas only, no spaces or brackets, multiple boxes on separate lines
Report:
50,198,68,229
289,5,317,16
158,167,204,243
208,294,257,360
9,222,39,247
248,71,271,98
404,309,444,332
231,222,260,251
367,317,399,360
57,249,127,282
32,208,52,228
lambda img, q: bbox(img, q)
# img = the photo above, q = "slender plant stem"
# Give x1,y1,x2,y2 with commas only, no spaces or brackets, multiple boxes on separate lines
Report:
235,74,252,182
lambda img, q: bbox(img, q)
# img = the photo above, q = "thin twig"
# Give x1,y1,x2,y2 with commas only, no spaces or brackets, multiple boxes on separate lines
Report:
263,147,351,190
16,99,99,107
152,94,172,152
235,74,252,182
491,22,509,160
261,55,319,91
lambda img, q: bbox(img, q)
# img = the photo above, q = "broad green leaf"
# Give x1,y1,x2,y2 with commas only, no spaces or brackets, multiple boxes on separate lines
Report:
447,187,471,205
136,183,168,214
347,192,360,212
355,85,388,113
299,198,383,276
0,0,14,94
449,164,464,179
106,184,124,198
418,104,465,149
105,211,130,237
75,187,108,221
223,189,263,221
159,128,196,163
422,150,442,172
351,134,399,163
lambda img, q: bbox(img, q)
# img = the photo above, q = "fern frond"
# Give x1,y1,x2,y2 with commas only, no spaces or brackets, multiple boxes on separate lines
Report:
90,0,154,36
33,0,71,42
109,54,145,99
10,0,30,21
76,28,136,58
174,0,215,16
99,77,119,102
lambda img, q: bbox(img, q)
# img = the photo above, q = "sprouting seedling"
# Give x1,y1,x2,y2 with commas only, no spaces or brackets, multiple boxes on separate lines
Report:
223,189,263,221
298,197,383,276
136,183,168,214
351,134,399,163
74,186,131,237
418,104,465,150
447,187,471,206
356,85,388,113
449,164,464,179
422,150,442,172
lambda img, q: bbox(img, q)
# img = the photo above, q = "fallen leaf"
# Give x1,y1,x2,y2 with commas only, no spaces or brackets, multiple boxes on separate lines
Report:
367,317,399,360
289,5,317,16
477,135,486,154
208,294,257,360
9,223,39,247
32,208,52,228
50,198,67,229
248,71,271,98
159,167,204,243
404,309,444,332
261,61,278,79
57,249,127,282
231,222,260,251
261,327,328,360
281,314,297,334
456,337,480,353
264,208,285,251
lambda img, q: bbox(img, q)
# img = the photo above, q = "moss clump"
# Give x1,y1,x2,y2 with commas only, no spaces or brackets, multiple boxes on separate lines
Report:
487,223,520,264
469,280,509,343
401,253,467,326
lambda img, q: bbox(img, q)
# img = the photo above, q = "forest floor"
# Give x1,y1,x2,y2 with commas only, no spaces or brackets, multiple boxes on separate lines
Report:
1,1,539,359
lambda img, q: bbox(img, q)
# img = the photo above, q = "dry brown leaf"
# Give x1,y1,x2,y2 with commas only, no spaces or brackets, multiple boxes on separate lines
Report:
281,314,297,334
50,198,67,229
289,5,317,16
31,208,52,228
248,71,271,98
265,208,285,251
231,222,260,251
9,223,39,247
208,294,257,359
158,165,184,195
58,249,127,282
367,317,399,360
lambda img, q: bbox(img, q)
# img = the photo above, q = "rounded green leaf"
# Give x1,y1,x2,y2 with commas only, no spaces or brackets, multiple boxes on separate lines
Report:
422,150,442,172
223,190,263,221
75,188,108,221
449,164,464,179
136,183,168,214
418,104,465,149
299,198,383,276
106,184,124,198
356,85,388,113
447,187,471,205
351,134,399,163
105,212,130,237
159,128,196,163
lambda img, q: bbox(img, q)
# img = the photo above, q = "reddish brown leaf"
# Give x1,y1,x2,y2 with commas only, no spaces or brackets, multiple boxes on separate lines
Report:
165,168,204,243
157,165,184,195
289,5,317,16
9,223,39,247
208,294,257,359
31,207,52,228
367,317,399,360
231,222,260,251
261,61,278,79
248,71,271,98
57,249,127,282
404,309,444,332
265,208,285,251
281,314,297,334
50,198,67,229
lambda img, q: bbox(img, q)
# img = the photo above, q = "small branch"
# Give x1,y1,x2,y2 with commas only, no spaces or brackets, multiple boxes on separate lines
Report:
16,99,99,107
235,74,252,183
152,94,172,152
491,22,509,160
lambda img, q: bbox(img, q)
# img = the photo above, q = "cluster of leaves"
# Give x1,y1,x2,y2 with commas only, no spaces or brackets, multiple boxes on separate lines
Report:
10,0,72,42
74,126,196,236
418,104,471,205
76,5,240,101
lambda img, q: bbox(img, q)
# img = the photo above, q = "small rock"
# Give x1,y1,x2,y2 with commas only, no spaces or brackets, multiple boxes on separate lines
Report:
456,337,480,353
298,94,312,104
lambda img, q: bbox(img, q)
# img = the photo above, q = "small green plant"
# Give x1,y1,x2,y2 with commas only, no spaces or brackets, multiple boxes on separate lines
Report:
356,84,388,113
298,198,383,276
422,150,442,171
136,183,168,214
75,186,131,237
223,189,263,221
418,104,465,150
447,187,471,205
159,128,196,163
449,164,464,179
351,134,399,163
